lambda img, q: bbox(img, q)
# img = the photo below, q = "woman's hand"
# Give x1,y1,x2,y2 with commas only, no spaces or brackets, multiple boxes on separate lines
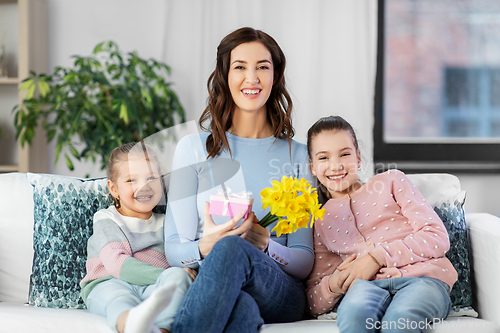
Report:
328,254,356,294
241,216,270,252
336,254,382,294
198,202,255,258
183,267,198,282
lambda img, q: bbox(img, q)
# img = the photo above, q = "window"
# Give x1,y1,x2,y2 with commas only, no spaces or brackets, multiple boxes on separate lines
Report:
375,0,500,173
443,67,500,137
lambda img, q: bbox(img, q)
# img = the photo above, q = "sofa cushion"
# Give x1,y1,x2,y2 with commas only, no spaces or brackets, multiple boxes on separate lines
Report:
0,173,35,303
0,302,113,332
406,173,461,207
433,190,476,316
407,173,476,316
27,173,113,309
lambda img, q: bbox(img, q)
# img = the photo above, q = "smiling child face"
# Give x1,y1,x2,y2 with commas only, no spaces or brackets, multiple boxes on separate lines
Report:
309,129,361,199
108,154,162,219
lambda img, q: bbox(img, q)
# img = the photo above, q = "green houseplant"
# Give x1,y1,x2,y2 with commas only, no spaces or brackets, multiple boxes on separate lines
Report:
13,41,185,171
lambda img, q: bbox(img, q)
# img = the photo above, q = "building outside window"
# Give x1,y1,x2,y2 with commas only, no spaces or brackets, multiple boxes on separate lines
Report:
375,0,500,173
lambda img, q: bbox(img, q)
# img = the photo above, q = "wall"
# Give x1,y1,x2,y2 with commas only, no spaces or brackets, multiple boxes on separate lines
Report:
458,174,500,217
42,0,500,216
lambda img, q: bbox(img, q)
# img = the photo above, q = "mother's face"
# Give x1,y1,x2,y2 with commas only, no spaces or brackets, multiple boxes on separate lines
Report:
227,41,274,115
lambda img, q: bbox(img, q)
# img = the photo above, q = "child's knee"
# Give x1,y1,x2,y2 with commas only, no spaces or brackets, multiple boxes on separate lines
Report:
158,267,192,288
337,296,366,316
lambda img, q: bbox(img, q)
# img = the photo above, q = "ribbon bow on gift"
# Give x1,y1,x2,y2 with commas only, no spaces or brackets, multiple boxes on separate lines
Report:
217,187,252,216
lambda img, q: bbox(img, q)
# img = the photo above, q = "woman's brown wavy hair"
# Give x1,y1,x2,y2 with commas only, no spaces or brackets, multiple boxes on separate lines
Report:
199,27,294,159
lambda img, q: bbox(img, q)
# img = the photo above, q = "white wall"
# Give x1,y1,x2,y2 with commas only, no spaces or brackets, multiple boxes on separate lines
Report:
457,174,500,217
43,0,500,217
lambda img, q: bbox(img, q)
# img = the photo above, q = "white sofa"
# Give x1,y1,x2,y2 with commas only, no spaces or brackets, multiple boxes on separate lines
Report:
0,172,499,333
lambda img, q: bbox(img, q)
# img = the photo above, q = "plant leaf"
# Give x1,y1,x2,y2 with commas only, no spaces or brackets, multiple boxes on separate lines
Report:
119,102,129,125
65,154,75,171
19,78,34,91
38,80,51,97
47,129,56,142
55,140,63,163
69,145,80,160
141,87,153,109
93,41,104,54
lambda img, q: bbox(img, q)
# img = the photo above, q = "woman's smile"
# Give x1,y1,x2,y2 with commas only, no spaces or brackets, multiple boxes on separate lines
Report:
241,88,262,98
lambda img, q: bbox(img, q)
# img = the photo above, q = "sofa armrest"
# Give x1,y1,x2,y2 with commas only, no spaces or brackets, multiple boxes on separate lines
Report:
466,213,500,326
0,173,34,303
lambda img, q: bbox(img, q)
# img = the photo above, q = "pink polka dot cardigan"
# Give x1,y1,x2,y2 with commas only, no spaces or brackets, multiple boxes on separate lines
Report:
305,169,458,317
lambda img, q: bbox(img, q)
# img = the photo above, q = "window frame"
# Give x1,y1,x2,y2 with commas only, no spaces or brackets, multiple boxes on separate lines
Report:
374,0,500,174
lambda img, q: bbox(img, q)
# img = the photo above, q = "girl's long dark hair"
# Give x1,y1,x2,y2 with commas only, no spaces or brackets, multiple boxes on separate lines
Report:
199,27,294,159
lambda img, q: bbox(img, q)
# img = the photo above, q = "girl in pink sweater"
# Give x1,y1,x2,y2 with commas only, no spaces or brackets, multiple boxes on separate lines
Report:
306,116,457,332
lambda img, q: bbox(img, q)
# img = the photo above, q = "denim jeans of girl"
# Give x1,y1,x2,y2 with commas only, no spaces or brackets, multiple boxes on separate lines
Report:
86,267,192,332
337,277,451,333
172,235,307,333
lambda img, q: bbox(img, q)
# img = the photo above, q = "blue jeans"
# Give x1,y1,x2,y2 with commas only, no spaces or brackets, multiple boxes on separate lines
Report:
172,236,307,333
86,267,192,332
337,277,451,333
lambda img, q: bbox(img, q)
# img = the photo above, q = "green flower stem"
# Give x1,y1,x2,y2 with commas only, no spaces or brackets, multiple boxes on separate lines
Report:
259,213,279,228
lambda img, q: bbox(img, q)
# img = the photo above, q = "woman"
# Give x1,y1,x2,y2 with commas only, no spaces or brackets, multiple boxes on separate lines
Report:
164,27,313,333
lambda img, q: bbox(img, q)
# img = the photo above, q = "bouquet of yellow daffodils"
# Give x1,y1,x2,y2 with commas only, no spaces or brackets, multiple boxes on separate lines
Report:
259,176,325,237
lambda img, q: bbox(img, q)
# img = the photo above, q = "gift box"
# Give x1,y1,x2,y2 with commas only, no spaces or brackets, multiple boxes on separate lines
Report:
209,193,254,219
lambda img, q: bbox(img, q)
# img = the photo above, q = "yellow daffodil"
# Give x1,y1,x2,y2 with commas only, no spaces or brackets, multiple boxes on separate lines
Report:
296,216,310,230
280,175,294,192
273,219,293,237
261,182,283,212
259,176,325,237
293,177,312,194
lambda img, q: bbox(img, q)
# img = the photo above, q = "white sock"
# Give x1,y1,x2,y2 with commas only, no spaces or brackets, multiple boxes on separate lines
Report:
150,326,162,333
124,281,177,333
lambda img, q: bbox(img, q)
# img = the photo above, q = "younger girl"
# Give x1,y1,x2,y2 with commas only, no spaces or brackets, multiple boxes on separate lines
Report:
306,116,457,332
80,142,195,333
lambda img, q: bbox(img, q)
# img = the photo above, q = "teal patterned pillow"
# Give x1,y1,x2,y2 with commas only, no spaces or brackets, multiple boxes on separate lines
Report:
433,190,477,316
27,173,113,309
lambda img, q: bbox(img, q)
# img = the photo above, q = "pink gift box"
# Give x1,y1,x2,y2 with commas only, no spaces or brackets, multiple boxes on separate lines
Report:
209,194,254,219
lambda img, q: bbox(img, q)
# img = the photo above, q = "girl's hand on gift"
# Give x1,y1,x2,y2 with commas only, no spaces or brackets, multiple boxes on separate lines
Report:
336,254,382,293
198,202,255,258
241,214,270,252
183,267,198,282
328,254,356,294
